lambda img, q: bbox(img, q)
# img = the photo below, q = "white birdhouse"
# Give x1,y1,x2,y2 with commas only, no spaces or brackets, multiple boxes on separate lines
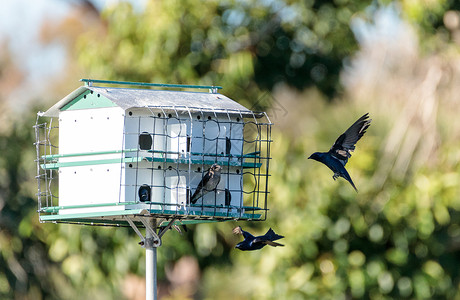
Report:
34,79,272,227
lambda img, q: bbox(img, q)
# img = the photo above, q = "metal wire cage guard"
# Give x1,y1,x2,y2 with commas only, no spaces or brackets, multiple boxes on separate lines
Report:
34,81,272,227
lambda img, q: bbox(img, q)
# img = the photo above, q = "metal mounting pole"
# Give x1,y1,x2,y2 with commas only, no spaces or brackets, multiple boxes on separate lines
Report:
144,218,158,300
125,216,179,300
125,216,160,300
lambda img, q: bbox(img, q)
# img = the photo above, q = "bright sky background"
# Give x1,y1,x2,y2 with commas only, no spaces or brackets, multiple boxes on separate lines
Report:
0,0,70,80
0,0,401,112
0,0,146,81
0,0,146,110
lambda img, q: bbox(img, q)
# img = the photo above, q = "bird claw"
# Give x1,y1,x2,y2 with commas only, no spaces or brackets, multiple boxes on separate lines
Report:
332,174,338,181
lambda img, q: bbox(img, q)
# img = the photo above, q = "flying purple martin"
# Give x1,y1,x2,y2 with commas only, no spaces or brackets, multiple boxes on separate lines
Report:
190,163,222,204
308,113,371,192
233,226,284,251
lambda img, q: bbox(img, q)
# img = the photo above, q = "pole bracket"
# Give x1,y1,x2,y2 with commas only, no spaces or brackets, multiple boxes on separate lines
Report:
125,216,180,249
124,216,161,248
139,217,161,248
158,216,179,238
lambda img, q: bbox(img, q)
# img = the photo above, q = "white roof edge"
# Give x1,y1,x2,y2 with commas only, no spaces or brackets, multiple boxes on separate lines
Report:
42,86,89,117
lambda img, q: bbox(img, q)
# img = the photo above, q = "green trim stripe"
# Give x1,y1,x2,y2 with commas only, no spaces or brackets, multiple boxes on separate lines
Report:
39,209,262,222
61,90,117,111
40,218,222,226
44,149,262,161
42,149,138,160
40,202,265,213
40,201,139,213
41,157,143,170
40,155,262,170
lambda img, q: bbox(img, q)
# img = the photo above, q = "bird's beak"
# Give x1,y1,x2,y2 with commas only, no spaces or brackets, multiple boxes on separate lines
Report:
307,154,312,159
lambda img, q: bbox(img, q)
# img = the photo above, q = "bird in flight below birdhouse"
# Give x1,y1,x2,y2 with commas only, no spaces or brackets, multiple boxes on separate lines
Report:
190,163,222,204
233,226,284,251
308,113,371,192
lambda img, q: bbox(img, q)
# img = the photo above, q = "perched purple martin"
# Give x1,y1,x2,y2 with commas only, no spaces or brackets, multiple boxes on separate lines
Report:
138,184,150,202
308,113,371,192
233,226,284,251
190,163,222,204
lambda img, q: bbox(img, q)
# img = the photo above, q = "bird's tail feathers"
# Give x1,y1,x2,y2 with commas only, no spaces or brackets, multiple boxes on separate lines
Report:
343,172,358,192
265,228,284,241
189,189,196,204
190,189,203,204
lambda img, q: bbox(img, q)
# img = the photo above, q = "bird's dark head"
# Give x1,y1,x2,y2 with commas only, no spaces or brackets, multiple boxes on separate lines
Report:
308,152,321,161
211,163,222,172
138,184,151,202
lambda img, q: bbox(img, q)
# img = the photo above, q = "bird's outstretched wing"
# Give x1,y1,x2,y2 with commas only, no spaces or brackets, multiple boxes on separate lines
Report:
330,113,371,164
253,237,284,247
262,240,284,247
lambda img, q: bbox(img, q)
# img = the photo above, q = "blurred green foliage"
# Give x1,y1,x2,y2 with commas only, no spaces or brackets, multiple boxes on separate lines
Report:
2,0,460,299
78,0,371,101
